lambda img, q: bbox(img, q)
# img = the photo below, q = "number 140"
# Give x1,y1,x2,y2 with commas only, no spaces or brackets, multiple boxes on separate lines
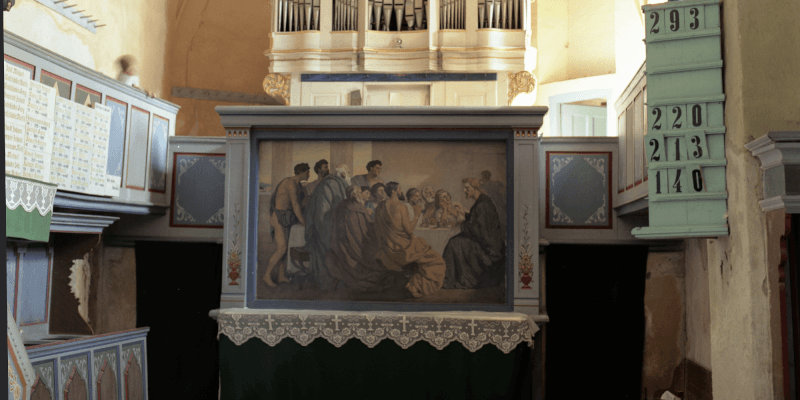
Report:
654,167,705,194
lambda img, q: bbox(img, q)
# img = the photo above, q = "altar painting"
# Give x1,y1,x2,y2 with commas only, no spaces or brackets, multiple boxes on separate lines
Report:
256,140,508,304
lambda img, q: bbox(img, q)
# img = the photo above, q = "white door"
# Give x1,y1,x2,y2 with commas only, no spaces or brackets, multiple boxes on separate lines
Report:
560,104,607,136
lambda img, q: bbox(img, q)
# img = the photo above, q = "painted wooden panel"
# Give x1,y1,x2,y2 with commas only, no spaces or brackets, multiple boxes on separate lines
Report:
31,359,57,400
75,84,101,108
97,358,119,400
93,346,121,400
121,343,145,400
105,97,128,195
7,247,18,314
617,112,626,193
148,115,169,193
27,328,150,400
170,153,226,228
5,31,180,211
8,352,27,400
635,0,727,239
546,152,612,229
126,107,150,191
634,92,644,184
8,302,35,400
123,353,143,400
18,244,51,326
31,378,53,400
40,70,72,99
63,364,89,400
4,54,34,79
60,353,91,400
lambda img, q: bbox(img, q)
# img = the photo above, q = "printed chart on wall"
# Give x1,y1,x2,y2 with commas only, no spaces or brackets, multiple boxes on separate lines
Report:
4,61,120,197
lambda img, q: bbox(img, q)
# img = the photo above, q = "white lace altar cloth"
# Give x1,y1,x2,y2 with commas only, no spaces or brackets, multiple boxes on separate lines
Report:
217,309,539,354
5,175,57,217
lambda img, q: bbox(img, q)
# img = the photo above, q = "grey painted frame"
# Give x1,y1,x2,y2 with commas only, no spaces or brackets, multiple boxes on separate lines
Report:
217,106,546,313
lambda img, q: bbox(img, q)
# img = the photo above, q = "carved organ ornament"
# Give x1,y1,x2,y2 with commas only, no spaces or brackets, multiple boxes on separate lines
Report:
262,74,291,105
508,71,536,105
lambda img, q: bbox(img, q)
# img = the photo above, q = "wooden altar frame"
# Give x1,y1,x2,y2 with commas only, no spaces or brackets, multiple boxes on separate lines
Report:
216,106,546,313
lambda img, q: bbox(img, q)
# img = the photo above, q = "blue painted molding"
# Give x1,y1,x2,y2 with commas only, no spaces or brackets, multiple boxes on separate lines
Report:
50,212,120,234
302,73,498,82
54,191,168,215
26,328,150,360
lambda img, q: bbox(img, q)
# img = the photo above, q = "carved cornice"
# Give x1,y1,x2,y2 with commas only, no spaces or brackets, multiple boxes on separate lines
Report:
745,131,800,213
745,131,800,169
514,128,539,138
225,128,250,139
263,73,291,105
508,71,537,105
50,212,120,234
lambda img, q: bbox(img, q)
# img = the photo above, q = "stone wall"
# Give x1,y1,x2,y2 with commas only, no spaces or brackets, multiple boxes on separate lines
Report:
642,251,686,399
706,0,800,398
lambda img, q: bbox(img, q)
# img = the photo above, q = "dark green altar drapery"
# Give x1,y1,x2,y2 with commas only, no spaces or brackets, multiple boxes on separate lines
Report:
220,336,532,399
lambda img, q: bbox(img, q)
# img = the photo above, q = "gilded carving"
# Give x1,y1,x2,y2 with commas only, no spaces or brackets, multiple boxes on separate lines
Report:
263,73,291,105
8,363,22,400
507,71,537,105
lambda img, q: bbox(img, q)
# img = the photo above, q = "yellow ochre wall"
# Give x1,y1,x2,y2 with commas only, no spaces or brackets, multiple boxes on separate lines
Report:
3,0,169,98
164,0,274,137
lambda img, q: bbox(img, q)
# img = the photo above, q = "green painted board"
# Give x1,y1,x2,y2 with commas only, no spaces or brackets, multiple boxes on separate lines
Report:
635,0,728,239
5,175,56,242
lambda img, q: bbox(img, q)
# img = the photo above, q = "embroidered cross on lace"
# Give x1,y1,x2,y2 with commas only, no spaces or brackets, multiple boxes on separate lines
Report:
217,309,539,354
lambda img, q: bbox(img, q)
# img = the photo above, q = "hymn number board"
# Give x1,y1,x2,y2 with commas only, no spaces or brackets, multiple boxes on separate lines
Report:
646,101,725,197
634,0,728,239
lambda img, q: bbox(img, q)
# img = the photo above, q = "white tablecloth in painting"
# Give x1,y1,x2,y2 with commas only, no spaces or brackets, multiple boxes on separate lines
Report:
285,224,307,275
413,227,460,255
216,308,541,354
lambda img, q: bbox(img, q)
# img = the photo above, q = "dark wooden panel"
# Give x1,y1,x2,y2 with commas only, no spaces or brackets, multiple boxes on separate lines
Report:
49,233,95,335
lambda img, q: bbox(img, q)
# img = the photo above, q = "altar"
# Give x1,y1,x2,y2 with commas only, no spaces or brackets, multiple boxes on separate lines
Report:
215,106,546,398
216,308,544,399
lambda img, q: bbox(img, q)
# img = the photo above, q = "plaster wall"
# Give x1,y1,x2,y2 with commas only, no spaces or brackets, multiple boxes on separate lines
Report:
3,0,169,97
534,0,649,137
613,0,646,100
535,0,616,85
684,238,711,370
566,0,615,81
641,251,686,400
164,0,275,137
706,0,798,398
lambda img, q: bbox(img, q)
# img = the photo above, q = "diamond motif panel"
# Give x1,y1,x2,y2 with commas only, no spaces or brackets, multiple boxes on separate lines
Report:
546,152,613,229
